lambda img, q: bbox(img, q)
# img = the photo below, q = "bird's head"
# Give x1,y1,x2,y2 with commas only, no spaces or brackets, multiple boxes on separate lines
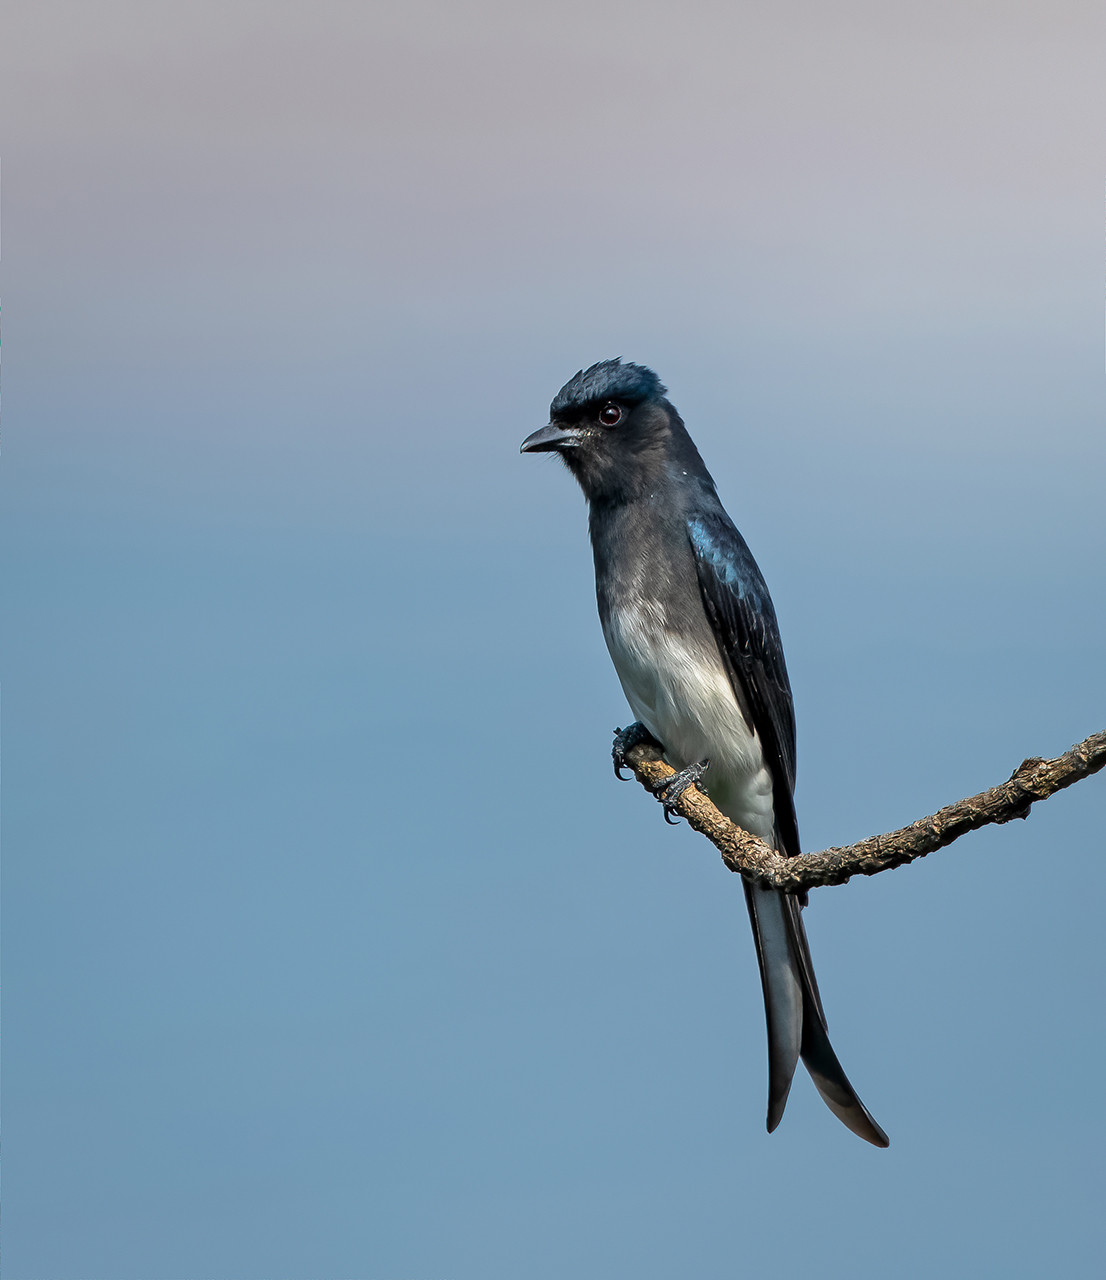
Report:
521,359,699,504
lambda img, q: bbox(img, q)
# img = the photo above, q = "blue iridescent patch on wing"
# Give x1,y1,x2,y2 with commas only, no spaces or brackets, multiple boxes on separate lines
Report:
688,515,749,599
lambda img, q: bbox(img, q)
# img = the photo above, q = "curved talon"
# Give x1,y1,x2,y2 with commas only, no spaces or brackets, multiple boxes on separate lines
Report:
652,759,710,823
612,722,657,780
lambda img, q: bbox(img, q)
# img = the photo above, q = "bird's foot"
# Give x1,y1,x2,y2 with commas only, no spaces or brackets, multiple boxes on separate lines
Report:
612,722,661,779
653,760,710,824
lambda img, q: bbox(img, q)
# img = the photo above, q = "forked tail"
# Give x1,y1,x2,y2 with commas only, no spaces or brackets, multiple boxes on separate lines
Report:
744,883,889,1147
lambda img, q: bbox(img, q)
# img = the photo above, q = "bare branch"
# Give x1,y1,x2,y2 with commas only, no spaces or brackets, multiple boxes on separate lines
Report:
618,730,1106,891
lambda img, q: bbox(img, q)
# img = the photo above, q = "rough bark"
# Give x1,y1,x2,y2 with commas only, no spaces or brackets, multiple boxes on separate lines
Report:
617,730,1106,891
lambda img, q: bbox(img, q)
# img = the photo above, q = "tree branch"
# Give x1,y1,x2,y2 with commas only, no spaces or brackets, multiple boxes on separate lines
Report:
617,730,1106,891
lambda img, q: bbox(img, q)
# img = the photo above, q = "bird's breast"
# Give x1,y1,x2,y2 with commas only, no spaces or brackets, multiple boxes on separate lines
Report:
601,597,776,841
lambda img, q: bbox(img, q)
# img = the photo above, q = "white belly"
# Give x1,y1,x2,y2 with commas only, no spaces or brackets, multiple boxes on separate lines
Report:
602,598,777,843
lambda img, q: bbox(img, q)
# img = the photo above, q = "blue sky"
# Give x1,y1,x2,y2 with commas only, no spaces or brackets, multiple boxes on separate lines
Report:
4,3,1105,1277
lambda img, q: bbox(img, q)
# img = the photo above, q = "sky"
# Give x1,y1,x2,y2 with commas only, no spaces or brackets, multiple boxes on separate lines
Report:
3,2,1105,1277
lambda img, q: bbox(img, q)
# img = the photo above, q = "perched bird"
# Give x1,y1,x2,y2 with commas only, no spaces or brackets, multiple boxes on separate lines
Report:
521,358,888,1147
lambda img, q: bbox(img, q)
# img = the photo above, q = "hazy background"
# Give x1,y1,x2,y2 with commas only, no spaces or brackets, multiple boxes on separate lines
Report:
4,2,1104,1276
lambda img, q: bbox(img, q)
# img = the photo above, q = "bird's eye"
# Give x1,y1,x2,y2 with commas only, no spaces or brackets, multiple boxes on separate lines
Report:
599,403,622,426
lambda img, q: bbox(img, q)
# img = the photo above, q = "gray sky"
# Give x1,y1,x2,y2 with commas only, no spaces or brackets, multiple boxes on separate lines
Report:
4,3,1105,1277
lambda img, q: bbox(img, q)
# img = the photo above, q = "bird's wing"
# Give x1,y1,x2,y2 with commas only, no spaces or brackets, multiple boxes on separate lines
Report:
689,508,888,1146
686,509,800,859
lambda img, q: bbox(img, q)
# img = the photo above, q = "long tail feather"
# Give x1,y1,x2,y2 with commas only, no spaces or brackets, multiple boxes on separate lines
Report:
785,895,890,1148
743,882,803,1132
746,885,889,1146
799,1006,889,1147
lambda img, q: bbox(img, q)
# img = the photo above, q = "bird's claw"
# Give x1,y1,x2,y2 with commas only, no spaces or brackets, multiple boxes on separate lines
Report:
612,722,660,779
652,759,709,823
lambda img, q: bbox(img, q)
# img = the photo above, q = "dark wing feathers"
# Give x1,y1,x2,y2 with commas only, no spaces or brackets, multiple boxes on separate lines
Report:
687,511,801,859
688,508,889,1146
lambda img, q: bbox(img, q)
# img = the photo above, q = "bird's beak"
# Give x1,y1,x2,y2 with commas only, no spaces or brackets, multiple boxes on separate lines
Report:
520,423,583,454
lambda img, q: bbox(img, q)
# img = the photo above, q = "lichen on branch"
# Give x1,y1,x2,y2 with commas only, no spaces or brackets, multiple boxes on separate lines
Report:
617,731,1106,891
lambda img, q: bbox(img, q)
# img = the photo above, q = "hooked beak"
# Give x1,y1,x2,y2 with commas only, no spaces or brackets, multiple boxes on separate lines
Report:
520,422,583,454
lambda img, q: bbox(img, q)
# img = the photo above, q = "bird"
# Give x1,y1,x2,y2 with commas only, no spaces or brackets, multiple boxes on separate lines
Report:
521,358,888,1147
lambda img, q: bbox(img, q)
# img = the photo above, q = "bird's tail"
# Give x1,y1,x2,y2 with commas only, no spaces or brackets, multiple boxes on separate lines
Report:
744,883,889,1147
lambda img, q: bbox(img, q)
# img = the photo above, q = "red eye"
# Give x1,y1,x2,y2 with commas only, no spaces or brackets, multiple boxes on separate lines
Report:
599,403,622,426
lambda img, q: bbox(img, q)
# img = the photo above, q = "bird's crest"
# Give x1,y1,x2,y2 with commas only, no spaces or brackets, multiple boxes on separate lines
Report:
550,359,667,417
